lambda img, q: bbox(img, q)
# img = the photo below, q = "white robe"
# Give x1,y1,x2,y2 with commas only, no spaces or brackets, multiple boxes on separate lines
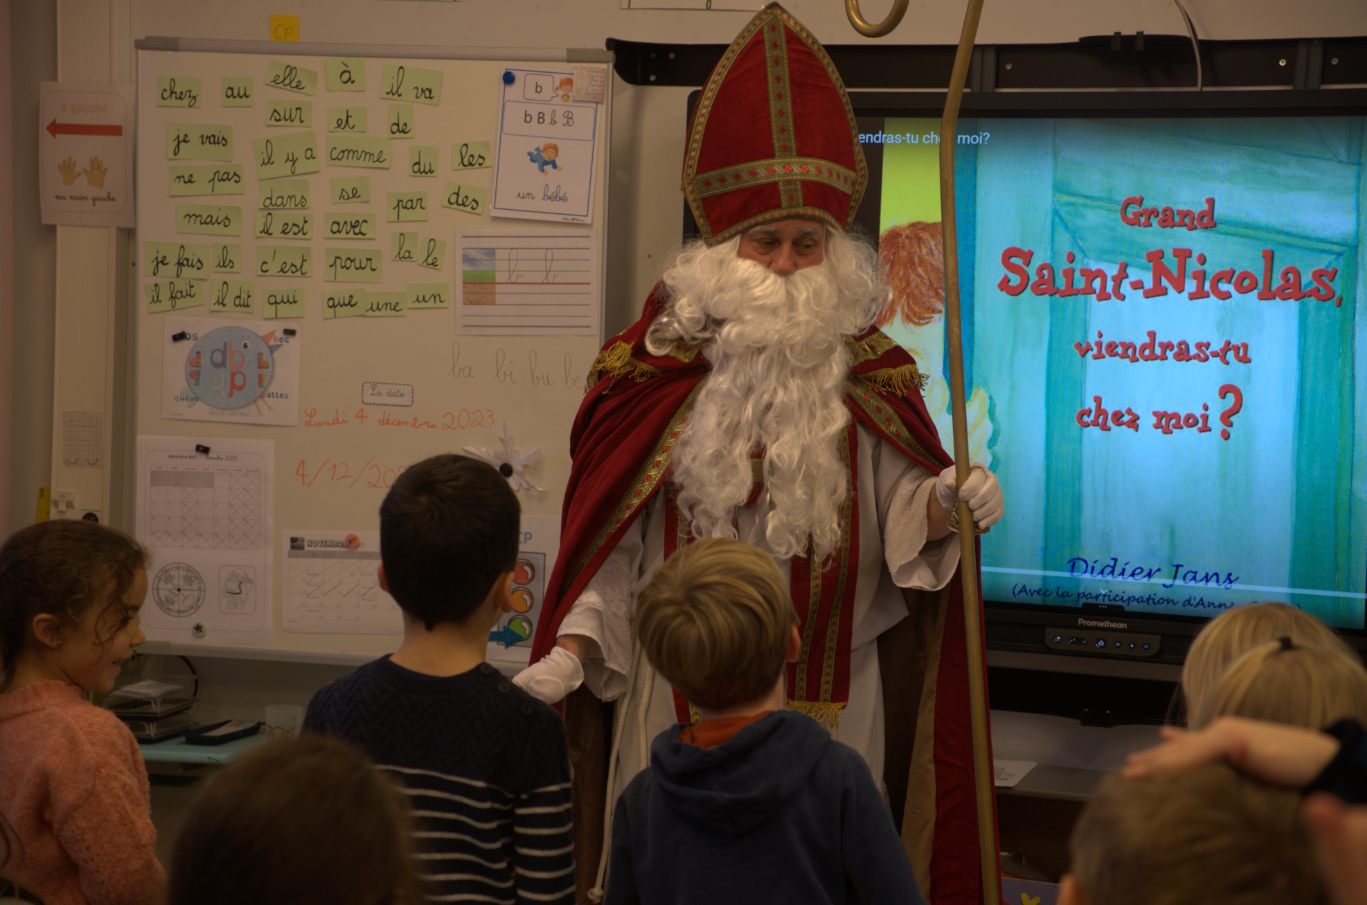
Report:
558,423,960,800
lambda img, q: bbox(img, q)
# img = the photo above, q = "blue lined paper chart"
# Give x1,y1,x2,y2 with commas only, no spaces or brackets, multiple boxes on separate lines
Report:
455,230,599,336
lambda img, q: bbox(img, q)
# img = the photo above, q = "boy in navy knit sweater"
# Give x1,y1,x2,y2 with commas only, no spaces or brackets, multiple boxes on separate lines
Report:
605,538,927,905
305,454,574,905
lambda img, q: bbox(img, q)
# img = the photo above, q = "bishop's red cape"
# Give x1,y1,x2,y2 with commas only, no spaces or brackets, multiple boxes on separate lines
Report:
530,286,998,905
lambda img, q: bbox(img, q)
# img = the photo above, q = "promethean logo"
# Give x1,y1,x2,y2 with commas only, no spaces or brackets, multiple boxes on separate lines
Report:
1078,618,1128,629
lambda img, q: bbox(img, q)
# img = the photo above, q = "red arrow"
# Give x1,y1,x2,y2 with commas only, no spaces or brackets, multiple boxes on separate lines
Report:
46,119,123,138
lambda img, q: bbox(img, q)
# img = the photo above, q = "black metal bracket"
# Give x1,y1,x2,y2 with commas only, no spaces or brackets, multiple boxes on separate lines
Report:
607,34,1367,91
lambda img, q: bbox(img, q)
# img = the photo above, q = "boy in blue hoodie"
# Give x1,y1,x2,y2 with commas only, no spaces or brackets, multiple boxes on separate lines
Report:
605,538,927,905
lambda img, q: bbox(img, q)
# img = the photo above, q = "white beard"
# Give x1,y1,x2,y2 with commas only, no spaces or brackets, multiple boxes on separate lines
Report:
648,233,882,561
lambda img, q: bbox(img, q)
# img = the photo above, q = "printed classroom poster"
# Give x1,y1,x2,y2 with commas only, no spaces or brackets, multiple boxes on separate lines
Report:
282,530,402,635
161,316,301,426
486,516,560,667
135,436,274,646
455,230,600,336
492,69,598,224
39,82,136,227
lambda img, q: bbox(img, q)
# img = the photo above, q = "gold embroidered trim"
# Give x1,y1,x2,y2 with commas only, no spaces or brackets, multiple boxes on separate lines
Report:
818,427,855,703
764,18,794,161
788,699,845,730
586,341,662,393
846,376,934,464
667,339,701,363
750,457,764,485
692,157,858,200
565,384,703,591
862,363,927,395
844,331,901,367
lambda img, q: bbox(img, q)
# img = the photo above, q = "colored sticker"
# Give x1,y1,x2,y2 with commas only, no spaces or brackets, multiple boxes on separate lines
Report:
386,103,414,140
324,211,377,240
265,98,312,128
212,243,241,273
325,58,366,92
177,204,243,236
407,283,449,309
146,241,211,280
326,136,393,169
146,279,204,314
253,131,321,180
331,176,370,204
261,286,306,319
392,231,419,262
409,145,438,177
255,210,312,240
259,179,310,210
209,279,256,315
452,140,492,170
157,77,202,108
364,291,407,317
323,289,367,319
169,164,245,197
265,60,318,96
221,77,254,107
381,64,443,106
256,245,312,278
168,123,233,162
442,181,487,216
387,191,429,222
324,247,383,283
418,236,446,271
328,106,367,133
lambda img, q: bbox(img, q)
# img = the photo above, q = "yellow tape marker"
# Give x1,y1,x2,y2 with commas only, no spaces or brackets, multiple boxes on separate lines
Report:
35,486,51,523
270,14,300,42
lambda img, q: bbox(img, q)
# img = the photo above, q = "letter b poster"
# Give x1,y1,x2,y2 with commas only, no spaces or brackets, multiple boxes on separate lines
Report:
491,69,599,224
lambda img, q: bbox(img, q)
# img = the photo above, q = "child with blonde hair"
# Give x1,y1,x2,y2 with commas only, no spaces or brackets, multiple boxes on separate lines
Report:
0,521,163,905
605,537,925,905
1191,638,1367,731
1062,764,1327,905
1181,602,1356,721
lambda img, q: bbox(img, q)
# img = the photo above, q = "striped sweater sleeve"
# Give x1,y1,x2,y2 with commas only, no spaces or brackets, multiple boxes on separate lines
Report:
512,712,575,904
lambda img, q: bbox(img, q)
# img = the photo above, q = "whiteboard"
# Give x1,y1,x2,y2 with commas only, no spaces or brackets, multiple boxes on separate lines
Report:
132,45,610,664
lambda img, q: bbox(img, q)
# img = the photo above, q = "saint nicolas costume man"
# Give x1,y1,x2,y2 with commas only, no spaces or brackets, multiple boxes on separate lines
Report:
528,5,997,903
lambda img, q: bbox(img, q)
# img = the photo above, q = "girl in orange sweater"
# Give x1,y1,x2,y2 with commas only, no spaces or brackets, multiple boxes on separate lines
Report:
0,521,164,905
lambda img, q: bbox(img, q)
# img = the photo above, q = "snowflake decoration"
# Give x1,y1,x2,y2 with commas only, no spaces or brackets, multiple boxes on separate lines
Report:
463,423,544,493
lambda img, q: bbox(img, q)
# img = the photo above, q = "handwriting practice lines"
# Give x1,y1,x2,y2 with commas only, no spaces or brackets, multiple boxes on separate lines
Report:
456,230,599,335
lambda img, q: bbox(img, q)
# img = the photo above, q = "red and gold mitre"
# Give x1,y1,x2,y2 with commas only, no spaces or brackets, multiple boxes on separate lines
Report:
683,3,867,246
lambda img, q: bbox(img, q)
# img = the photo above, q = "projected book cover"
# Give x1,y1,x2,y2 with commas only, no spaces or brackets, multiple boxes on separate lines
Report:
875,115,1366,629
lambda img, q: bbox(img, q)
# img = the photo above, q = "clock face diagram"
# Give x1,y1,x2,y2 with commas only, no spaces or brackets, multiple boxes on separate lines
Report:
153,562,206,617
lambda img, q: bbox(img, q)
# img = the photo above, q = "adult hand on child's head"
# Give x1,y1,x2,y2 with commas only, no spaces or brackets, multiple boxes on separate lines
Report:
1123,716,1338,788
1304,794,1367,905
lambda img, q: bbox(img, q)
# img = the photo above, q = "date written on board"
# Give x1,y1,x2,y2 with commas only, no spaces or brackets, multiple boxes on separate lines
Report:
295,455,405,490
301,407,496,431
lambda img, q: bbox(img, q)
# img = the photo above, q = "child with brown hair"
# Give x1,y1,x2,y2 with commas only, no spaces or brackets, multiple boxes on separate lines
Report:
1063,764,1328,905
0,520,164,905
166,735,425,905
1181,602,1356,721
605,537,926,905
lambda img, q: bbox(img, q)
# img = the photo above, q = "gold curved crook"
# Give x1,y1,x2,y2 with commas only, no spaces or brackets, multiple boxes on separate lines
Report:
844,0,910,38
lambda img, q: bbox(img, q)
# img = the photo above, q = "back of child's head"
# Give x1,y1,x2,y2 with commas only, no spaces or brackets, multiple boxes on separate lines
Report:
1068,764,1326,905
1191,638,1367,730
0,520,146,685
167,735,424,905
635,537,795,711
1181,602,1353,720
379,454,519,629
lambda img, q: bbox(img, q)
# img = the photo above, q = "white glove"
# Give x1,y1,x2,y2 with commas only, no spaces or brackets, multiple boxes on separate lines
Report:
512,646,584,705
935,462,1004,529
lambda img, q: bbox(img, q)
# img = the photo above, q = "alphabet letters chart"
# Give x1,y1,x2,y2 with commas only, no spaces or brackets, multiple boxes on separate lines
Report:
491,69,598,223
160,315,301,426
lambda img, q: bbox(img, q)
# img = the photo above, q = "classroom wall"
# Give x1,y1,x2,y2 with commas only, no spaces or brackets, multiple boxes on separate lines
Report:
9,0,1367,864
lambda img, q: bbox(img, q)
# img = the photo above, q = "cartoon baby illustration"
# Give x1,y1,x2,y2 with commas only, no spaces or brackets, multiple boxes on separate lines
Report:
556,76,574,101
528,143,560,173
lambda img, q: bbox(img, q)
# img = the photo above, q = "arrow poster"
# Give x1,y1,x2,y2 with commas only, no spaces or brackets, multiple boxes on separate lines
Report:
487,515,558,667
40,82,136,227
